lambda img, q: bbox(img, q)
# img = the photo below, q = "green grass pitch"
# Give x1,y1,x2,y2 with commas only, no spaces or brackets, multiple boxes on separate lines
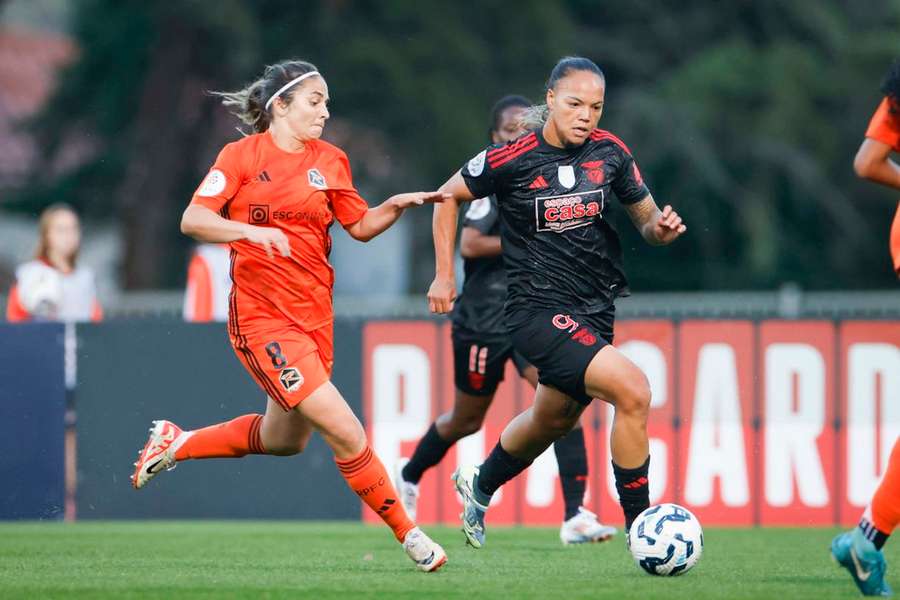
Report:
0,522,896,599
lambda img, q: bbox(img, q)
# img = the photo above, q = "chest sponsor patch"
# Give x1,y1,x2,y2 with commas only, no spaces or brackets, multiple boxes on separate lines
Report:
534,189,604,233
307,168,327,189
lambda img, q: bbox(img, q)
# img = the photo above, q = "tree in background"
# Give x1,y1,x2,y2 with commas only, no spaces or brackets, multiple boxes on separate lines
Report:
10,0,900,291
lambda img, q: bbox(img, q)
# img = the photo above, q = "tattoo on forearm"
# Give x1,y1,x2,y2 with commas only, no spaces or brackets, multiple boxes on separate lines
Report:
625,197,661,242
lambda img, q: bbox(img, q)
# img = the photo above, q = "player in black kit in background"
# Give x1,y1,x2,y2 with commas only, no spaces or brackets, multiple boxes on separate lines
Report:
397,95,616,545
427,57,686,549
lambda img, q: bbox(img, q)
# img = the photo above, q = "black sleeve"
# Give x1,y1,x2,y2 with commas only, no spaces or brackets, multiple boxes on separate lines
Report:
459,144,506,199
461,196,499,235
610,146,650,205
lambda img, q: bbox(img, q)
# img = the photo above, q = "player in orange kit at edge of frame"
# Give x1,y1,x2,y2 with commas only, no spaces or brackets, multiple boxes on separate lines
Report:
129,59,450,573
830,57,900,598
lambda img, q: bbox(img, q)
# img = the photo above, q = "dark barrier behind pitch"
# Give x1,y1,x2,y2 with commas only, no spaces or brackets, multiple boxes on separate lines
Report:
75,320,363,520
0,323,65,519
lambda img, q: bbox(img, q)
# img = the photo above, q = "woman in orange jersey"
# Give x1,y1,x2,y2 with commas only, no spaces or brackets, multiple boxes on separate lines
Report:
130,59,448,572
854,57,900,279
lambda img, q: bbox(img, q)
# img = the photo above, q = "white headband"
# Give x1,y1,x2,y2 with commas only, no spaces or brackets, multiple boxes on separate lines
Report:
265,71,321,111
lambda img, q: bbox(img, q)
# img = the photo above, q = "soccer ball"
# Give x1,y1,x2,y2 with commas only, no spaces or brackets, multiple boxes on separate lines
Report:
628,503,703,576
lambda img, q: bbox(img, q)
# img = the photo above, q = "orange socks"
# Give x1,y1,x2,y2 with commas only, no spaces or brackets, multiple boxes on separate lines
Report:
174,414,266,460
871,438,900,534
336,446,415,542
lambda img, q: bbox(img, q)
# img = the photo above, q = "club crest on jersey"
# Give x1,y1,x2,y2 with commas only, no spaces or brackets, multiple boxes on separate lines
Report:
467,150,486,177
558,165,576,189
307,168,327,189
279,367,304,392
534,189,604,233
582,161,606,185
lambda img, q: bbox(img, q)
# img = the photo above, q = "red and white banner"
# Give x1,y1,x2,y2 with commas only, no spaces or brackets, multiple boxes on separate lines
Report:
362,319,899,526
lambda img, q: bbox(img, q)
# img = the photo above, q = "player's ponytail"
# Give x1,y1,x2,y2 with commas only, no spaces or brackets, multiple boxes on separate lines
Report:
211,59,319,134
518,104,549,129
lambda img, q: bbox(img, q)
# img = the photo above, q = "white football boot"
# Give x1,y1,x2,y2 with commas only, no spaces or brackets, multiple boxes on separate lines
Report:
394,458,420,521
402,527,448,573
560,507,618,545
131,420,190,489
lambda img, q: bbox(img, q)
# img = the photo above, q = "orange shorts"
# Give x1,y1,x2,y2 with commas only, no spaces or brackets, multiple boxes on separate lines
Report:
230,325,333,411
891,202,900,276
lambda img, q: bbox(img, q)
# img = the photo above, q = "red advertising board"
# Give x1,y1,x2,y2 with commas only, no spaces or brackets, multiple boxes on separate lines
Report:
677,321,756,525
758,321,836,525
362,319,898,527
838,322,900,525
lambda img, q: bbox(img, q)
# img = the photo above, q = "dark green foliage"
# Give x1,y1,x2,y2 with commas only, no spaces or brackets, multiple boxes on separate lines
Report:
11,1,900,289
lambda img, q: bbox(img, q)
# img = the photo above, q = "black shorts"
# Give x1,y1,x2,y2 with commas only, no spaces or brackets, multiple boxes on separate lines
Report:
452,325,532,396
507,305,615,406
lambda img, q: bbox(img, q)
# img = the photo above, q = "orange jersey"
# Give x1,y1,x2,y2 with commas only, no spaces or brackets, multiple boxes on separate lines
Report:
865,98,900,151
190,133,368,334
864,98,900,275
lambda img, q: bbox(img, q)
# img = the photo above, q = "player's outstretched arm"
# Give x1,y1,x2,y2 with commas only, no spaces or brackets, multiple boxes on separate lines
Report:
854,138,900,189
344,191,450,242
428,171,474,314
181,204,290,259
625,194,687,246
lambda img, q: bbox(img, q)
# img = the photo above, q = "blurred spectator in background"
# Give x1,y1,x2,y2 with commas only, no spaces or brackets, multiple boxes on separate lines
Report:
6,203,103,322
183,243,231,322
854,58,900,279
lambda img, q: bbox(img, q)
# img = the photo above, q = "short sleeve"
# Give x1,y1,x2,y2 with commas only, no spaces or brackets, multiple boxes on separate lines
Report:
462,196,499,235
865,98,900,152
611,148,650,205
191,142,245,212
460,145,503,199
326,151,368,227
5,285,30,322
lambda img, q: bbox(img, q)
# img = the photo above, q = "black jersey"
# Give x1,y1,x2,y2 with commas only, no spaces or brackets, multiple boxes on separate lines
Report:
451,195,507,334
460,127,649,319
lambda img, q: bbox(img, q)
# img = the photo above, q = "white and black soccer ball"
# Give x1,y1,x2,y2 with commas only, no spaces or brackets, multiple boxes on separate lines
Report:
628,503,703,576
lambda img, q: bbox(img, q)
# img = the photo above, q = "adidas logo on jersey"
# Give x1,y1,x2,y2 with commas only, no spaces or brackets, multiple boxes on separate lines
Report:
257,170,272,182
529,175,549,189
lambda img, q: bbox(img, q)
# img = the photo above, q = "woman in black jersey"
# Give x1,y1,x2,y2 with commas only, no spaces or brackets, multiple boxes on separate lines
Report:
427,56,686,549
398,95,616,545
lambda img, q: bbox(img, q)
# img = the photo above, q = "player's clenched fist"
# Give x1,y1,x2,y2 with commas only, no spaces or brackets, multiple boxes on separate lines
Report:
427,277,456,314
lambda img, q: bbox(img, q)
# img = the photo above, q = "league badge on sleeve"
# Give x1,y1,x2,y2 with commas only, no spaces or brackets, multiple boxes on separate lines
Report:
308,168,327,189
467,150,487,177
198,169,227,197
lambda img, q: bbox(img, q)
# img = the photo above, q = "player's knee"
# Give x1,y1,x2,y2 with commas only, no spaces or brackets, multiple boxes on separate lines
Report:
331,419,367,454
535,410,578,440
264,435,308,456
451,413,486,438
266,442,302,456
616,372,651,419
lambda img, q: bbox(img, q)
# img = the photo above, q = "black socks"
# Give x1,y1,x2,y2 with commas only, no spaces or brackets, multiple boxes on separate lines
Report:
401,423,454,484
554,428,588,521
613,455,650,530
